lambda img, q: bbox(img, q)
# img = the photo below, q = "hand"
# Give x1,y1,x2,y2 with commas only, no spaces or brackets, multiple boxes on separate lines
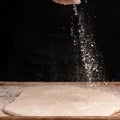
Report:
52,0,81,5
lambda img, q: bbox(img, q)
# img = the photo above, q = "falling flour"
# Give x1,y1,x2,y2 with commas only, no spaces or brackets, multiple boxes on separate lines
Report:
71,1,106,84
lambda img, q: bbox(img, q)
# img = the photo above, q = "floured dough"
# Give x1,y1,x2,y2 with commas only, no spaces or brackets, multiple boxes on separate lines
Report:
3,85,120,116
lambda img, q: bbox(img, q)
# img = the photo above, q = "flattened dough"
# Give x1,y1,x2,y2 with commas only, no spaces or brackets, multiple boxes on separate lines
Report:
3,85,120,116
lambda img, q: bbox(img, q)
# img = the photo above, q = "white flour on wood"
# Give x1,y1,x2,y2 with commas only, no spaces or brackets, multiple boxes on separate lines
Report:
3,85,120,116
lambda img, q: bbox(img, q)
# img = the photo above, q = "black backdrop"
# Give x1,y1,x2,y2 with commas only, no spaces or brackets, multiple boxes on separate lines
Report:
0,0,120,81
0,1,16,80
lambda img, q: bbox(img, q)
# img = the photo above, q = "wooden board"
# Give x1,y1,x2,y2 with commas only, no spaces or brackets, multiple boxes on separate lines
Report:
0,116,120,120
0,82,120,120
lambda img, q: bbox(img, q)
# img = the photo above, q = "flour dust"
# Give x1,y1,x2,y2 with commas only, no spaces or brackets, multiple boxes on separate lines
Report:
71,1,107,84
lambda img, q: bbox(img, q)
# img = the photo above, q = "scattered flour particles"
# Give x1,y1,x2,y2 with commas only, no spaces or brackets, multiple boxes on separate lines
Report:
71,1,106,83
3,85,120,116
3,0,119,117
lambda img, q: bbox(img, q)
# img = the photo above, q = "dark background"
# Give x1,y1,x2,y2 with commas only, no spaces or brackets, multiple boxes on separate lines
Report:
93,0,120,80
0,0,120,81
0,0,14,80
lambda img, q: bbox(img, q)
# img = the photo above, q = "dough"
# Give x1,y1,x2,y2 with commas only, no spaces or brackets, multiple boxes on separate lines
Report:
3,85,120,116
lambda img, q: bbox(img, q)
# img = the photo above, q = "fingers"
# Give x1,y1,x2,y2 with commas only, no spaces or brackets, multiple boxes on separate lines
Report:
52,0,64,4
71,0,81,4
52,0,61,4
52,0,81,5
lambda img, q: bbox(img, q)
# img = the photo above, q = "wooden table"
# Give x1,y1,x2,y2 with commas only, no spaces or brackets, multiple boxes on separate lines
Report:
0,82,120,120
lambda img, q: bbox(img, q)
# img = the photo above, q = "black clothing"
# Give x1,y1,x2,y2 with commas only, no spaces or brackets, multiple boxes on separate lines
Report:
8,1,75,81
1,0,120,81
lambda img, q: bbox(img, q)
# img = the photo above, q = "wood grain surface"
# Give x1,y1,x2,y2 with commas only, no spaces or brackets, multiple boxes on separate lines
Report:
0,82,120,120
0,116,120,120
